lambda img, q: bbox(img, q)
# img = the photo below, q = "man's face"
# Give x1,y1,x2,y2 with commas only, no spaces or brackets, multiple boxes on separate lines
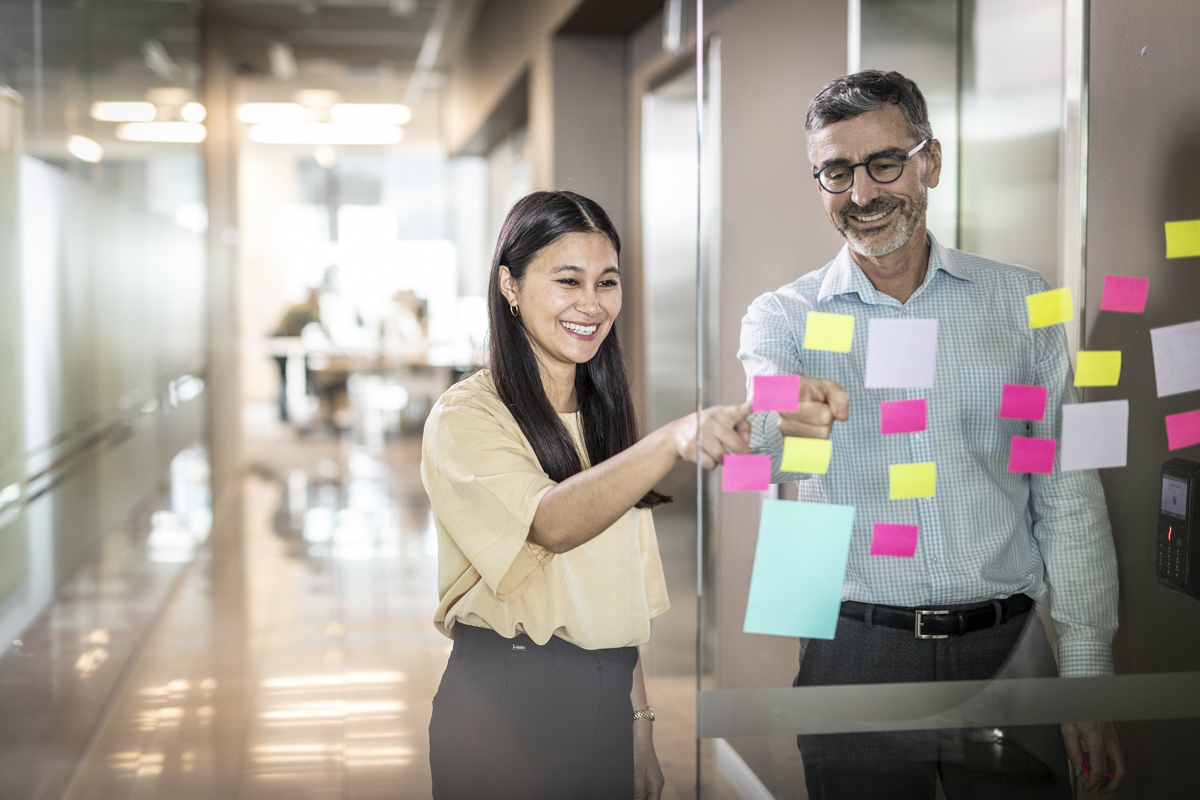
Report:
808,104,941,258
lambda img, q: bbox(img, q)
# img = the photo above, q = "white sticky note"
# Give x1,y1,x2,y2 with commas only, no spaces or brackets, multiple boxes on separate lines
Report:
1150,320,1200,398
1061,400,1129,471
864,318,939,389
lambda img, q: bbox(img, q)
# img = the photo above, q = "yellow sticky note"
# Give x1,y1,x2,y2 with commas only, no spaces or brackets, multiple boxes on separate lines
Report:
804,312,855,353
1026,287,1074,329
889,462,936,499
1074,350,1122,387
781,437,833,474
1166,220,1200,259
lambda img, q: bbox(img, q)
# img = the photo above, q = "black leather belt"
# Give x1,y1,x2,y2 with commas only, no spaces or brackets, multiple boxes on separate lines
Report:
839,594,1034,639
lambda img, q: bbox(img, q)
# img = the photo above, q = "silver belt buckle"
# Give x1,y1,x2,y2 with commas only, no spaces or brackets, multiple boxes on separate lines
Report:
915,609,950,639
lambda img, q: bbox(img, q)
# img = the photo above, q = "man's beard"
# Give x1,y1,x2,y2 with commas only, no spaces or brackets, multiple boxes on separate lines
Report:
835,188,927,258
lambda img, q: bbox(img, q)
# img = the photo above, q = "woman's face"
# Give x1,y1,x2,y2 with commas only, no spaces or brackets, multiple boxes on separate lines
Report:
499,231,622,375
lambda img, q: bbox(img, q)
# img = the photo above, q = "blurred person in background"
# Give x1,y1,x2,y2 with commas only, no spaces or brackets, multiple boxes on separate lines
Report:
422,191,752,799
271,286,323,422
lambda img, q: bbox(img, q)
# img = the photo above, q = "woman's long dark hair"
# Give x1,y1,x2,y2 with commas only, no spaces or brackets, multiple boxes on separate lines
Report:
487,190,669,509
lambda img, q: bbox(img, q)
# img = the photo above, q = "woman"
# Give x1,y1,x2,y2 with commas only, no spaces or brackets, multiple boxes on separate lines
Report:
422,190,751,799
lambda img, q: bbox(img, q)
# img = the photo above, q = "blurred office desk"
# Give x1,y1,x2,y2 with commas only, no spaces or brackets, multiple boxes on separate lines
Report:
263,337,456,432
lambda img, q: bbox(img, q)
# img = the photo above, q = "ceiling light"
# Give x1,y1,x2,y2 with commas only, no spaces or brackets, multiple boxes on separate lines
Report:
116,122,207,143
90,101,156,122
314,145,338,168
247,122,404,146
67,135,104,163
237,103,305,124
330,103,412,125
180,102,207,123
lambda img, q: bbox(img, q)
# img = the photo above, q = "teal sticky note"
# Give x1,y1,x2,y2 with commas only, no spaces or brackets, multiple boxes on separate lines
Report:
743,499,855,640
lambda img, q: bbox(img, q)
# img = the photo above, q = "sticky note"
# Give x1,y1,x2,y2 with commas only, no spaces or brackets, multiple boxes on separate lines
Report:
1062,400,1128,471
870,522,919,558
803,312,855,353
1166,409,1200,451
743,499,855,640
1099,275,1149,313
1074,351,1121,387
781,437,833,474
999,384,1047,421
1165,220,1200,259
880,398,927,434
1008,436,1056,474
722,454,771,492
889,462,936,499
1150,320,1200,398
1026,287,1074,329
864,318,939,389
752,374,801,412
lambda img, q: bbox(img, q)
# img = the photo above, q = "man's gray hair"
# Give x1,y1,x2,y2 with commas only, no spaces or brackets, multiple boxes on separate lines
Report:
806,70,933,144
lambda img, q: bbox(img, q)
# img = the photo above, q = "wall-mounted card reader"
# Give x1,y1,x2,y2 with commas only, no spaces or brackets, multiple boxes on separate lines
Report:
1157,458,1200,598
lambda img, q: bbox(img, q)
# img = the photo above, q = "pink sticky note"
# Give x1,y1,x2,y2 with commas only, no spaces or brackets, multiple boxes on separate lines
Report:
999,384,1047,421
1099,275,1150,314
1166,409,1200,451
722,454,771,492
752,374,801,412
870,522,919,558
1008,436,1057,474
879,399,927,434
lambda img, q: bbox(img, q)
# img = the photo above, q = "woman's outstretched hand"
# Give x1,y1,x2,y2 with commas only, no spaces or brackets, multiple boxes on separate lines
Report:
669,403,753,469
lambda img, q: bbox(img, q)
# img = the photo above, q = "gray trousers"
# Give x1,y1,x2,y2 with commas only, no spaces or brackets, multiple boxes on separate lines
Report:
795,603,1073,800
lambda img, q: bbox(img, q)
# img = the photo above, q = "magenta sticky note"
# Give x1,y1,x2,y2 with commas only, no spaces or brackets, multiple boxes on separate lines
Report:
879,399,927,434
1008,436,1056,474
722,453,771,492
999,384,1047,421
1166,409,1200,451
752,374,801,413
870,522,919,558
1099,275,1150,314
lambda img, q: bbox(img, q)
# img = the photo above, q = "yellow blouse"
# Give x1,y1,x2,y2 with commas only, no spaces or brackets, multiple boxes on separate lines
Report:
421,370,670,650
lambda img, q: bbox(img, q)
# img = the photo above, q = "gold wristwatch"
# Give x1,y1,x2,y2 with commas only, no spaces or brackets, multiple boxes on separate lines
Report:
633,706,655,722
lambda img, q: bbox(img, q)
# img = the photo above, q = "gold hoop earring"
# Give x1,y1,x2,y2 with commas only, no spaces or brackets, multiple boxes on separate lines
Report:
509,304,519,318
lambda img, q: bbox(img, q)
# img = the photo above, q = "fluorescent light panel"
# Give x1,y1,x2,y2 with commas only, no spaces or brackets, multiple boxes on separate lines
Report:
181,102,207,123
90,101,156,122
116,122,207,143
330,103,412,125
237,102,305,124
67,135,104,163
247,122,404,145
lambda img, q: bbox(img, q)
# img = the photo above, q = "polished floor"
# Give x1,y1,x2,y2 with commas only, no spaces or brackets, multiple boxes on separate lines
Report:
1,407,738,799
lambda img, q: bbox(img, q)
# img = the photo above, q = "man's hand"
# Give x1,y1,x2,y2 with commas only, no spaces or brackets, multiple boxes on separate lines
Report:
777,377,850,440
1062,721,1126,793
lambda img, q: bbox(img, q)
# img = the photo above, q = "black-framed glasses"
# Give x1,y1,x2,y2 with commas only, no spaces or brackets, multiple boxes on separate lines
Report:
812,139,929,193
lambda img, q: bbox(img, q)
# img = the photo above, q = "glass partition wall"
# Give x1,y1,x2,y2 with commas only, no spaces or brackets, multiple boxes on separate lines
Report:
0,1,208,651
692,1,1200,797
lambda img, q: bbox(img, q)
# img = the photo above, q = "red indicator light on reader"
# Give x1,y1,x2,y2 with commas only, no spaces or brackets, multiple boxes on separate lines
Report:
1168,526,1173,541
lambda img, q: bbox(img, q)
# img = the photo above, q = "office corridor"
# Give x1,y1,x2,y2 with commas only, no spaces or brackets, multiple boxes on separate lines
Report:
0,415,716,800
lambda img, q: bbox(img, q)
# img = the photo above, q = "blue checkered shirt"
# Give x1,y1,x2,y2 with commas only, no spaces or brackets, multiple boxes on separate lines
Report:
738,235,1118,678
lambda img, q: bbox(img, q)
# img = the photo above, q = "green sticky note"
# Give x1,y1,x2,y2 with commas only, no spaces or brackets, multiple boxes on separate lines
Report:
781,436,833,474
1026,287,1074,329
1074,350,1122,387
889,462,937,499
804,311,855,352
1166,220,1200,259
743,499,855,640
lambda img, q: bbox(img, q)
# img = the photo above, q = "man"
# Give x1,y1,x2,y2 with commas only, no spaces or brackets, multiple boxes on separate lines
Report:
738,71,1125,798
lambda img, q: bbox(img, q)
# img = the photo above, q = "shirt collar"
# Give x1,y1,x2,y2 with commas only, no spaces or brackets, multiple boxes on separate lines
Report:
816,231,972,305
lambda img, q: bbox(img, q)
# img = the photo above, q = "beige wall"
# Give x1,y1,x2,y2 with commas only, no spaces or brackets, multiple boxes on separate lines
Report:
1084,1,1200,795
703,1,848,791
